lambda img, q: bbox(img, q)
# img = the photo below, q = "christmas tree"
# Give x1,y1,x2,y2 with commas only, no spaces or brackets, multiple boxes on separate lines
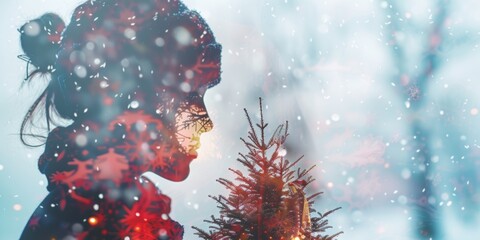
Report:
193,98,342,240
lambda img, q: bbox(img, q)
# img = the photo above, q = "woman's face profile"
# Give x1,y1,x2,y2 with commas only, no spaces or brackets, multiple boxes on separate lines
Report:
142,42,221,182
18,1,220,239
48,0,223,181
175,88,213,156
162,86,216,181
113,38,222,181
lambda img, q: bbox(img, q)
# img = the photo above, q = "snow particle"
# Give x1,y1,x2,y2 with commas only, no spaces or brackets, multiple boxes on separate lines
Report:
72,223,83,233
471,108,479,116
398,195,407,205
405,101,410,109
278,148,287,157
173,27,192,46
141,143,149,152
185,70,194,79
180,82,191,92
74,65,87,78
124,28,136,40
155,37,165,47
86,42,95,50
418,164,426,171
347,177,355,183
0,164,3,171
129,100,140,109
100,81,109,89
13,204,22,211
75,134,88,147
135,121,147,132
331,114,340,122
24,22,41,36
121,58,130,67
401,168,411,179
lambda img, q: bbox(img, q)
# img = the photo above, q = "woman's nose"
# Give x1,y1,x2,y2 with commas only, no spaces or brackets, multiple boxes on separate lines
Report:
201,114,213,134
195,96,214,134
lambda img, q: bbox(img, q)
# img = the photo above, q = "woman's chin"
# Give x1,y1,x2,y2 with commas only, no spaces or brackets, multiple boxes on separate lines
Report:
156,152,198,182
189,150,198,159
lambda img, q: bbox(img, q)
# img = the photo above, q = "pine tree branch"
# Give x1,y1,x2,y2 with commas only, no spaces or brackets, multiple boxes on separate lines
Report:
194,98,341,239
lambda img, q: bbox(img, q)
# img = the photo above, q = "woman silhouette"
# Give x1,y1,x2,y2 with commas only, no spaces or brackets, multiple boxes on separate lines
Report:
18,0,221,239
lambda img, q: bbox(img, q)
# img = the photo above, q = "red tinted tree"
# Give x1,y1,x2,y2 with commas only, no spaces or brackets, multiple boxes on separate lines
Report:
194,99,342,240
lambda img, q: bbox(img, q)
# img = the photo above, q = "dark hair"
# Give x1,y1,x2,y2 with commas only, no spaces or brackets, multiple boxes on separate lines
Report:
19,0,221,147
19,13,65,146
19,13,65,74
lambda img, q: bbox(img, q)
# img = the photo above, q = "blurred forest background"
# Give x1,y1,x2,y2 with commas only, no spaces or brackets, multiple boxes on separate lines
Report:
1,0,480,239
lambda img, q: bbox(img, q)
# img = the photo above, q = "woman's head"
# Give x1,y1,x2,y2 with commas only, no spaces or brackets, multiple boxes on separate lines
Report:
53,0,221,121
20,0,221,181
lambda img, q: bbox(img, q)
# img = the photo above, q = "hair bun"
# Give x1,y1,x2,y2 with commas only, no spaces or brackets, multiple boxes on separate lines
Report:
20,13,65,73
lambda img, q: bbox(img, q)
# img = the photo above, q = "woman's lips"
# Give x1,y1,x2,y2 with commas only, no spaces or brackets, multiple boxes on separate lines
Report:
188,149,198,158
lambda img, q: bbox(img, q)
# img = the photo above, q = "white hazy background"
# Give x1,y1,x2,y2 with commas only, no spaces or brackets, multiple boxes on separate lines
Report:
2,0,480,239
